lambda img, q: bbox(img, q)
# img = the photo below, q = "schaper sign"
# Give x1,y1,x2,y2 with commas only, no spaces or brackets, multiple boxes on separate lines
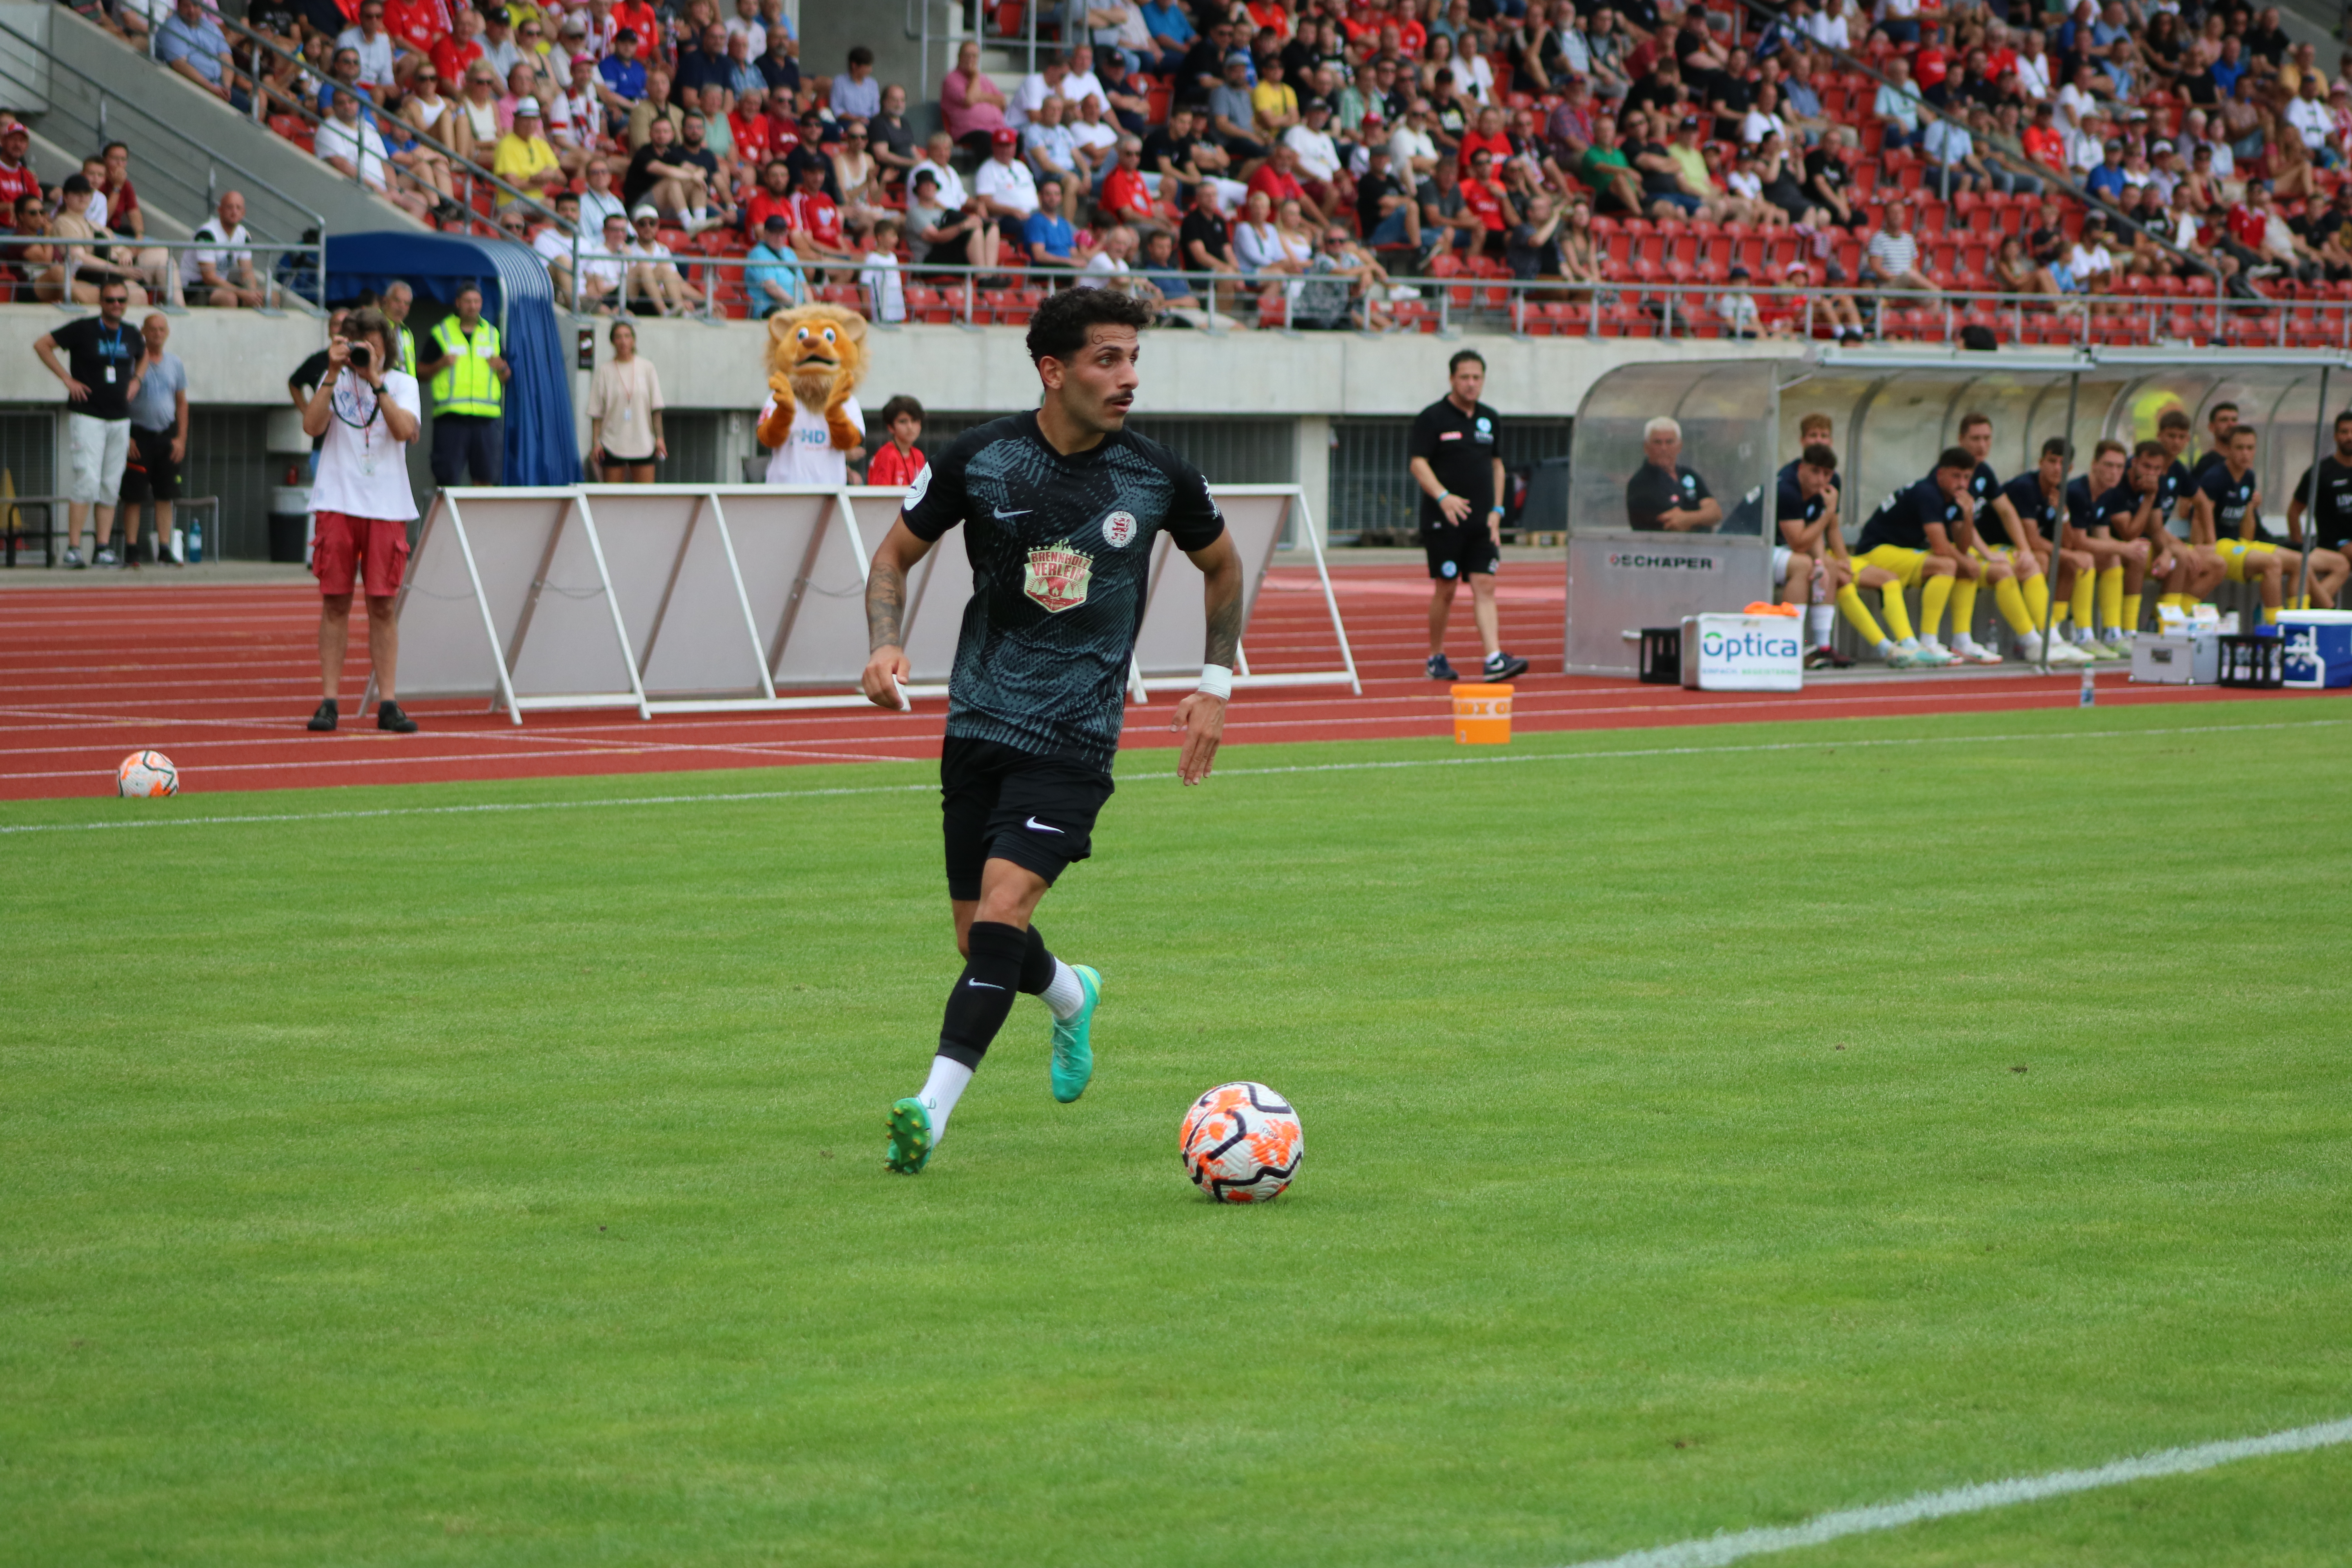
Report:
1607,552,1717,570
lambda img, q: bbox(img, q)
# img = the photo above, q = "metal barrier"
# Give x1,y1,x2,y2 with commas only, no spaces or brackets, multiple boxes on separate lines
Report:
3,492,221,567
543,247,2352,351
0,233,325,311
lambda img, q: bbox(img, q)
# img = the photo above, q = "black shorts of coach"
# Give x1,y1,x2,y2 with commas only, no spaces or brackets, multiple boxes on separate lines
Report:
940,737,1116,902
1421,518,1501,581
119,425,181,503
430,412,505,487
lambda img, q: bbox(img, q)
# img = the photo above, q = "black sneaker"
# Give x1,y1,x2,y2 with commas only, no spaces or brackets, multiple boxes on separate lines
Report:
1426,653,1461,681
1482,652,1530,681
376,700,419,733
307,699,338,732
1804,645,1853,670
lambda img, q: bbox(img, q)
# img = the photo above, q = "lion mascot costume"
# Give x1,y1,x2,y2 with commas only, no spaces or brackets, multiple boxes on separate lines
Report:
756,304,869,485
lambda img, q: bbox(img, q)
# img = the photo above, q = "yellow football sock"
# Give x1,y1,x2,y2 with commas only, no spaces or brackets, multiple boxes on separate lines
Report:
2023,570,2051,626
2049,598,2071,633
2263,604,2280,624
1880,583,1915,643
1923,573,1956,639
2160,593,2187,612
1835,583,1887,646
1993,574,2033,635
2073,572,2096,630
2104,569,2129,632
1942,575,1972,639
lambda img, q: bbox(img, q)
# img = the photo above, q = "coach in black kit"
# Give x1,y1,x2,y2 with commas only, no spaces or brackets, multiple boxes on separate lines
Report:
1408,349,1530,682
858,287,1245,1175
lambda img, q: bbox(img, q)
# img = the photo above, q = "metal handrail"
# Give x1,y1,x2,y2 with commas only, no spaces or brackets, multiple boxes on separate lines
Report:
203,9,570,242
1,232,325,310
0,12,328,245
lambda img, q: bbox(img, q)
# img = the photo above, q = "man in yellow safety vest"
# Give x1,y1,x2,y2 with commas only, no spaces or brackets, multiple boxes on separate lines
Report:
381,281,418,377
416,282,511,486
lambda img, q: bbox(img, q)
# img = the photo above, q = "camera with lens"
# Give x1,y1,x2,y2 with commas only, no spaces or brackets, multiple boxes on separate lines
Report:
349,343,372,372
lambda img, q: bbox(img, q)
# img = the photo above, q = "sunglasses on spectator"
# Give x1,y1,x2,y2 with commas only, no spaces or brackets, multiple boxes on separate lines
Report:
101,291,129,302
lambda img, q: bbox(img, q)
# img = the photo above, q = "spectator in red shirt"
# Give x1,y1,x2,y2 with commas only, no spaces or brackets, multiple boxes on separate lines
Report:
1098,136,1166,236
1458,103,1511,171
1460,147,1514,254
786,158,853,267
0,120,40,211
383,0,447,59
430,5,485,91
1913,22,1951,105
2022,102,2065,170
612,0,660,60
864,394,925,487
1246,143,1325,226
744,156,795,234
730,84,774,168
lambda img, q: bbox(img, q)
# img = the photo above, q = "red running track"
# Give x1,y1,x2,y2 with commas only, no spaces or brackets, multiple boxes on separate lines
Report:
0,564,2314,801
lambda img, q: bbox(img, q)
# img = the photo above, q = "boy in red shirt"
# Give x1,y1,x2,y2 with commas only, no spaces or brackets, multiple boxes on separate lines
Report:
865,394,926,487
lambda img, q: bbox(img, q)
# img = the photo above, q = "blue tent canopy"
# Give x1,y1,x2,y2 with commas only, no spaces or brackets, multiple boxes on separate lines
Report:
325,231,575,487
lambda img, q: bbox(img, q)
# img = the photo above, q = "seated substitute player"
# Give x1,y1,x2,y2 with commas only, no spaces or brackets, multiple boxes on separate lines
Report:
2193,424,2302,625
2056,437,2146,653
1775,441,1855,667
1998,436,2112,661
858,287,1244,1176
1408,348,1531,683
2283,411,2352,610
1848,450,1978,669
1947,411,2083,665
2110,425,2222,622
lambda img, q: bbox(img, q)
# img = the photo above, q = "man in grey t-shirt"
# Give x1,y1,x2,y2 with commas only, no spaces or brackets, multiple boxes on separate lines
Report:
121,313,190,565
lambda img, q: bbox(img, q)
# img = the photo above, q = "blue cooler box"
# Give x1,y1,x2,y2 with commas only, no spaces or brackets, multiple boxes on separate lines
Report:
2279,611,2352,689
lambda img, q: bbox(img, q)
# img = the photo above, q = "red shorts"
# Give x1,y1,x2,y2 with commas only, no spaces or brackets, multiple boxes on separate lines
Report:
311,511,410,598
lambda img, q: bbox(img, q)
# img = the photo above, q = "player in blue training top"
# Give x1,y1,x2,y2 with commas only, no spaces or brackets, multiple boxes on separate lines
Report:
1944,413,2084,664
858,287,1243,1175
1848,448,1975,668
1998,436,2109,661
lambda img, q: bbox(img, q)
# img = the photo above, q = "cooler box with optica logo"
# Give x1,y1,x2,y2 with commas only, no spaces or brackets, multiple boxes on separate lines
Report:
2279,610,2352,688
1680,613,1803,691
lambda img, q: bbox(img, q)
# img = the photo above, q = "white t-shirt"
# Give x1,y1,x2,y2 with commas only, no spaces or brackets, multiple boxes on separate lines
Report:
334,24,396,85
578,239,626,292
859,252,905,322
183,217,252,287
1389,124,1437,171
316,116,392,191
912,156,968,209
1060,69,1107,113
1284,123,1341,181
310,368,421,522
579,185,627,233
973,155,1039,216
1077,250,1129,287
760,391,864,485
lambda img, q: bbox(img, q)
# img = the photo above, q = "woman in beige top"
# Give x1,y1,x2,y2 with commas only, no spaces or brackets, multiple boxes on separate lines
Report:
588,321,666,483
450,64,505,166
40,179,149,305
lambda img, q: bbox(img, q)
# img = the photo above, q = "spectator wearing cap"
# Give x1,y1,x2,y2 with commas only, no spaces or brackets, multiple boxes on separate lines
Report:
973,125,1041,239
1284,94,1348,214
904,165,1002,270
2085,135,2129,201
1096,52,1152,136
942,38,1011,150
494,98,566,196
745,214,809,312
599,29,648,114
833,45,881,119
0,120,37,212
1208,53,1267,163
624,205,703,314
1354,142,1421,254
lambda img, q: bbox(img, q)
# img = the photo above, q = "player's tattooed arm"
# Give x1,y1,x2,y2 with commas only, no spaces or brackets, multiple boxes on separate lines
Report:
860,519,936,710
1203,564,1245,669
1174,530,1245,785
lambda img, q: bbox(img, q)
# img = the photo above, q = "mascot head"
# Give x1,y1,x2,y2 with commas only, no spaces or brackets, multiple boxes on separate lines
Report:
766,304,869,415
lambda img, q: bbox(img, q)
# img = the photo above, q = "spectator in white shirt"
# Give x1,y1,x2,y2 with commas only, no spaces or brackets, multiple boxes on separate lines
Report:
1741,85,1788,147
317,89,432,219
2013,31,2052,100
2285,74,2332,153
576,212,631,312
577,156,628,233
1389,100,1440,178
1060,44,1109,115
533,191,585,298
912,131,970,209
1011,55,1070,128
722,0,766,60
1079,223,1142,289
1864,201,1933,291
858,216,906,322
1023,92,1087,185
1804,0,1852,49
973,126,1042,228
624,204,702,314
183,189,266,307
334,2,397,93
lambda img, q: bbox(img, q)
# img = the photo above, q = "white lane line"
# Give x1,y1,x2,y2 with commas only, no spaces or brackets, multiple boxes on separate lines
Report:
1559,1416,2352,1568
4,716,2341,834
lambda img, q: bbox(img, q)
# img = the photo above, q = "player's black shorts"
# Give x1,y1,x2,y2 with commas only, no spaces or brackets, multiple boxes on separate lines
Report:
119,425,180,503
1421,519,1500,580
940,735,1116,901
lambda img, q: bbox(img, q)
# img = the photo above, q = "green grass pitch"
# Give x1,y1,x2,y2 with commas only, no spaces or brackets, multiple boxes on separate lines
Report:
6,704,2350,1566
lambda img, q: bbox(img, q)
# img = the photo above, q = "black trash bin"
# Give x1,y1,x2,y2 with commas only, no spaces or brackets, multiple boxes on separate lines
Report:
268,512,309,564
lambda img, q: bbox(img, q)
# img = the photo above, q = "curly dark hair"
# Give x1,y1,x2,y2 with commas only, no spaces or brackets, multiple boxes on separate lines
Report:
1025,285,1154,365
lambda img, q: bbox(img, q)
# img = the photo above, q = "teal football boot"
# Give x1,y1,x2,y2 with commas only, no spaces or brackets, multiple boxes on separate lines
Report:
1049,965,1102,1103
885,1097,934,1174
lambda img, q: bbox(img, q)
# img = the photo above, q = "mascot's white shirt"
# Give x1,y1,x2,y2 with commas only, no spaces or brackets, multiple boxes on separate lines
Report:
762,392,864,486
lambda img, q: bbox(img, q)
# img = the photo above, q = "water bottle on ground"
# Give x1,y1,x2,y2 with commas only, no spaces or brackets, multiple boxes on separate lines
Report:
188,519,203,564
2080,667,2096,707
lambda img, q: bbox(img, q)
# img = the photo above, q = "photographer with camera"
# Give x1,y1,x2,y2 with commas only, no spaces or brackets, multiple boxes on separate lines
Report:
300,306,423,734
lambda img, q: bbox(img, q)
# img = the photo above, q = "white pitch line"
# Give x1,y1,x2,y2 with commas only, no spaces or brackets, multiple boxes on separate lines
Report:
1558,1415,2352,1568
2,715,2342,835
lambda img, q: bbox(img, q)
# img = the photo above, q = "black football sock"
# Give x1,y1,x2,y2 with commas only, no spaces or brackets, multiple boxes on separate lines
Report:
1020,922,1088,1022
1018,925,1056,994
936,920,1025,1069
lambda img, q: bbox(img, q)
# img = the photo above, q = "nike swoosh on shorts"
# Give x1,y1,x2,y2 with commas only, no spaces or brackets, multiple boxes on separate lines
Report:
1025,817,1063,834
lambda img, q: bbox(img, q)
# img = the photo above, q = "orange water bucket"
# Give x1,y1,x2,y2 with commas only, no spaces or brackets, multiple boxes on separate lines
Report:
1451,682,1514,744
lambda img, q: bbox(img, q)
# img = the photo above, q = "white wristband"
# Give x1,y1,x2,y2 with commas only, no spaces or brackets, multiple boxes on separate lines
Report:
1197,663,1234,701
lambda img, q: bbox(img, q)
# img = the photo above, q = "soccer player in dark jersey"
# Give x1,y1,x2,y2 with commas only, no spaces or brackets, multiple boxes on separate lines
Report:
2188,401,2238,482
2282,411,2352,609
857,289,1243,1174
1848,449,1973,668
1775,442,1857,666
1946,413,2083,664
2000,436,2112,660
2192,424,2298,624
1408,350,1530,682
2096,437,2221,625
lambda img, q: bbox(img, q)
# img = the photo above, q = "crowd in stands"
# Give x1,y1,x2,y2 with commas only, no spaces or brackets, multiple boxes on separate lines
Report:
36,0,2352,336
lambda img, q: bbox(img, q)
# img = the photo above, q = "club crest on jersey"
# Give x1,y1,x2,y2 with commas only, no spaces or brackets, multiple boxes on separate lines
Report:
1024,543,1094,612
1100,509,1139,548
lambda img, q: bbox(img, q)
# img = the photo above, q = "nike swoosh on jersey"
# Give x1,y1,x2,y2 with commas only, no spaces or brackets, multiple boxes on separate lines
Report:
1024,817,1064,834
995,506,1032,519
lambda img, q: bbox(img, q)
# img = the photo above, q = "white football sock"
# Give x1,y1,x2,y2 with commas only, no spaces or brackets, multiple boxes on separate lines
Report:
918,1055,975,1139
1807,604,1836,646
1040,958,1087,1022
1874,637,1897,657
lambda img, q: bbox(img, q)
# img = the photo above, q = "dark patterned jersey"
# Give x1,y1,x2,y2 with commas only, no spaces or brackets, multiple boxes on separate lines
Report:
901,412,1226,770
1965,459,2001,537
1857,476,1964,553
2157,458,2192,523
2000,471,2065,542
